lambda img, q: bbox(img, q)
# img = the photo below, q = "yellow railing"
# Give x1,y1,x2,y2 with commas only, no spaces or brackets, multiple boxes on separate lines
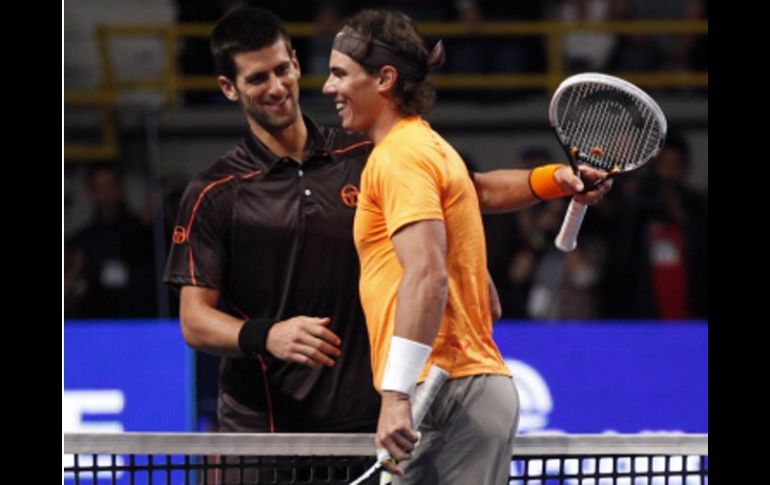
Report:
63,20,708,161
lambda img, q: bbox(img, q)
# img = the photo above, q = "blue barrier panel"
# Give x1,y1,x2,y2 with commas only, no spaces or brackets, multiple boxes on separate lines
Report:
494,320,708,433
63,319,193,433
63,320,706,434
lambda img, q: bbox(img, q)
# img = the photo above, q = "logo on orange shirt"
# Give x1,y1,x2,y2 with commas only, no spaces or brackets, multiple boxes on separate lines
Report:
449,337,471,354
340,184,359,207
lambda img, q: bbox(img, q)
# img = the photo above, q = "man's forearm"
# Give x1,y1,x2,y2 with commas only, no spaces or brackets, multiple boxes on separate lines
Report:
180,286,246,357
180,300,246,357
393,268,448,346
385,219,448,395
379,267,447,396
473,169,540,213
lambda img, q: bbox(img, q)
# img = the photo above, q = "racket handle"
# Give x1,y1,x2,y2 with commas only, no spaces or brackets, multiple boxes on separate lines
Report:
353,366,449,485
555,199,588,252
411,365,449,428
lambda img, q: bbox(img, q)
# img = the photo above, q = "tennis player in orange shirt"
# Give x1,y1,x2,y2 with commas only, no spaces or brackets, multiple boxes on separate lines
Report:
323,9,612,484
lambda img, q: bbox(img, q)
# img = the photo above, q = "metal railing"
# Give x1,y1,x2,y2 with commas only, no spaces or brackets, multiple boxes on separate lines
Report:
63,20,708,161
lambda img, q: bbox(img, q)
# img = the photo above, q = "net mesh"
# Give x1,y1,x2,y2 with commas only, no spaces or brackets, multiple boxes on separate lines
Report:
63,433,708,484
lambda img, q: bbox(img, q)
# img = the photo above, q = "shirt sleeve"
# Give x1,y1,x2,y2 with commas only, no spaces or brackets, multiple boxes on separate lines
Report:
370,144,446,238
163,176,235,289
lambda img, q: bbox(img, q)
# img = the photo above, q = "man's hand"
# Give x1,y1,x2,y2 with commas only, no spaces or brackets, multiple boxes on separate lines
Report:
376,391,419,477
265,316,341,367
555,165,614,205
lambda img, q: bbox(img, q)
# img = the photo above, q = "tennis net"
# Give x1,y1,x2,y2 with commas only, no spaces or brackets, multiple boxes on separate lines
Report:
63,432,707,484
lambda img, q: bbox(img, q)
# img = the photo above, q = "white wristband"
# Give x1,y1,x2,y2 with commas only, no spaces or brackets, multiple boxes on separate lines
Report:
380,336,432,396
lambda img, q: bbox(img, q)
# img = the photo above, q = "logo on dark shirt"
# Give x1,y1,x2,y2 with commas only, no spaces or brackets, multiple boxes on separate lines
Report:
172,226,187,245
340,184,359,208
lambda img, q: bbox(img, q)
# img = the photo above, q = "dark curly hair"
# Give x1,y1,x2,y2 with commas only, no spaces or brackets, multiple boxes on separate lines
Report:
343,10,438,117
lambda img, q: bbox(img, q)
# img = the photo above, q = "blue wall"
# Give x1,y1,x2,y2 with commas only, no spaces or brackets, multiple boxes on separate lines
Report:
494,321,707,433
63,320,194,432
63,320,707,434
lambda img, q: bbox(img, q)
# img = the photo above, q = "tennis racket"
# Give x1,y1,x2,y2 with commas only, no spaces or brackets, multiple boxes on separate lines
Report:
350,365,449,485
551,73,667,252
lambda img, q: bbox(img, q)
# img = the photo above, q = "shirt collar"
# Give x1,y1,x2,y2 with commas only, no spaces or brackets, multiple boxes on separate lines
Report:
243,115,331,174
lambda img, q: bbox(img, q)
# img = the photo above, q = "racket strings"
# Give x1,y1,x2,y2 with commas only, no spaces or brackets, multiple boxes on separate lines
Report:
557,84,663,172
615,92,660,169
607,93,639,170
567,88,638,169
561,84,619,170
594,87,619,166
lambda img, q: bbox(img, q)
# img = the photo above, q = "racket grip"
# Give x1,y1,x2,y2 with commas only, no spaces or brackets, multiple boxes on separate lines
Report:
363,365,449,485
555,199,588,252
411,365,449,428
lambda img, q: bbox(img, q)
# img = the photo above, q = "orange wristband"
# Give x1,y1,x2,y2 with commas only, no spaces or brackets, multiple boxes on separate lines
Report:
529,164,569,201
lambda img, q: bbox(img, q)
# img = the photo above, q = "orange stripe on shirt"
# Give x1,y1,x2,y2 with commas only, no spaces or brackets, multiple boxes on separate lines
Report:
257,354,276,432
331,140,373,155
240,169,262,181
185,175,236,284
226,299,277,433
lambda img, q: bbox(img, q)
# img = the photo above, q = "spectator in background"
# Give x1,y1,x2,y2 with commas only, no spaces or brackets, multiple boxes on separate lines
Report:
65,165,157,318
640,130,707,319
606,0,706,75
481,145,613,321
177,0,231,105
688,2,707,73
64,242,87,316
602,130,707,319
527,228,607,320
547,0,616,72
446,0,547,100
481,146,555,319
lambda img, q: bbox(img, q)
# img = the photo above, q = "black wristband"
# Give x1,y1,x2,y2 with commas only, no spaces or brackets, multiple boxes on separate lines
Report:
238,318,278,357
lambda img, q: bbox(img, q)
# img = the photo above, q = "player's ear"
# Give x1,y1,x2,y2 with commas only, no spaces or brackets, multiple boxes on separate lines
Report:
377,65,398,93
218,75,239,102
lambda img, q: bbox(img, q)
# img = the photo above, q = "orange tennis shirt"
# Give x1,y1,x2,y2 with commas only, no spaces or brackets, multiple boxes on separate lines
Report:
354,116,511,389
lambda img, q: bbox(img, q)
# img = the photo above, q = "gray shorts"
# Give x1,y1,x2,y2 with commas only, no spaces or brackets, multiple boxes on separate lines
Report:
394,374,520,485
